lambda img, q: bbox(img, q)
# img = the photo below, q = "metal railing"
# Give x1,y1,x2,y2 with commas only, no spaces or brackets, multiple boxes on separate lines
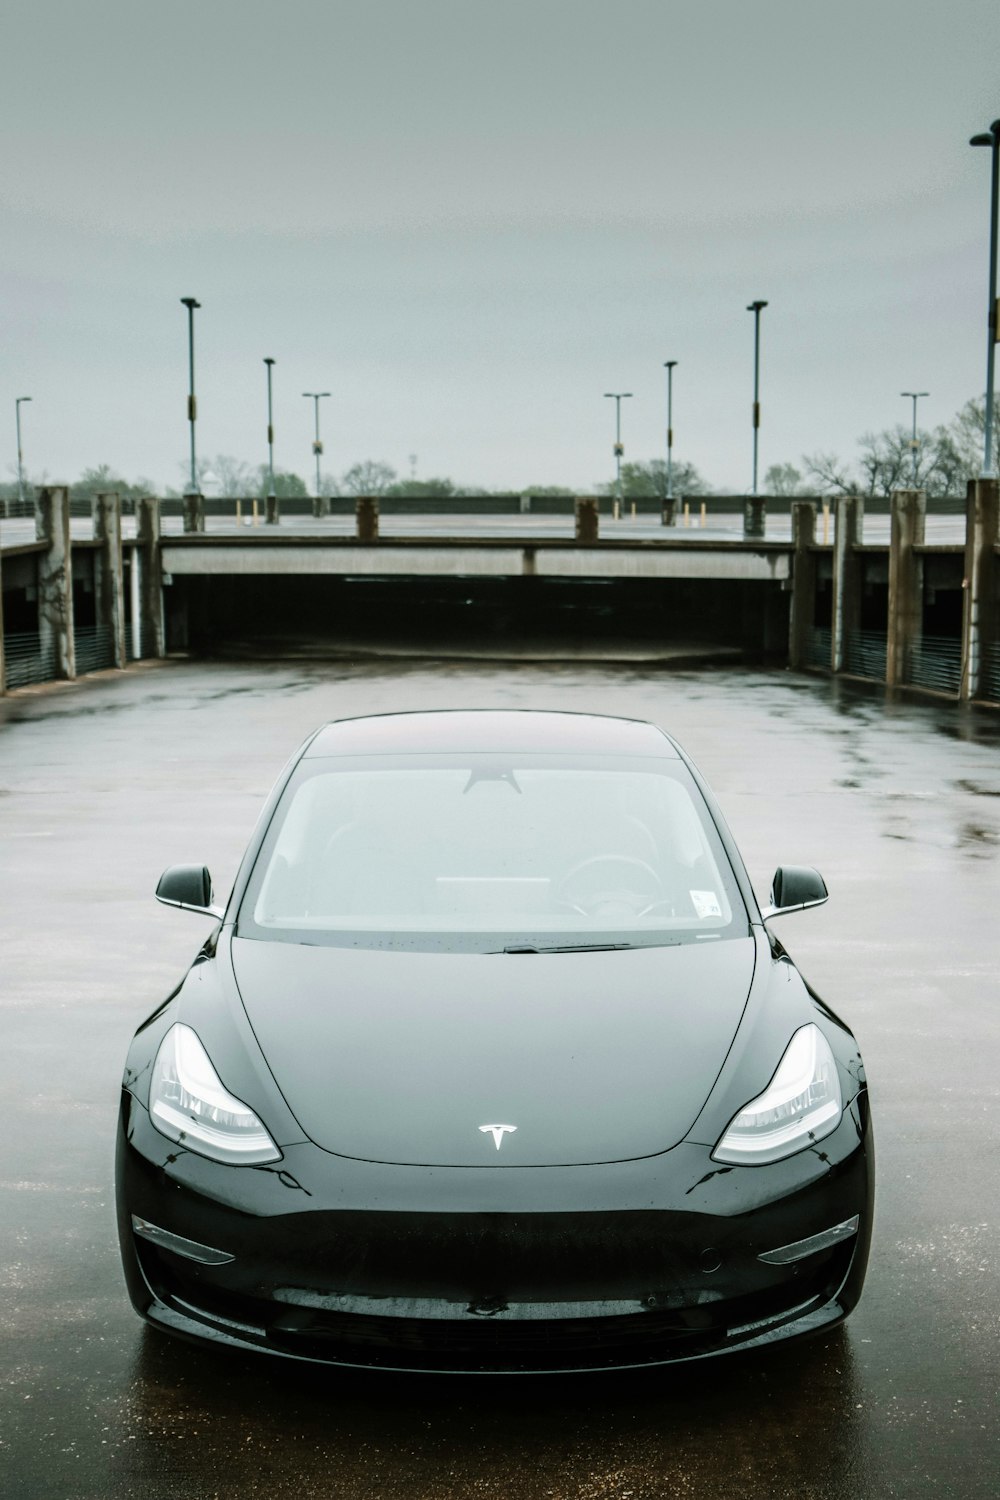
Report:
906,635,962,696
73,624,114,675
3,631,58,688
981,642,1000,704
803,626,832,670
845,631,888,681
3,625,143,691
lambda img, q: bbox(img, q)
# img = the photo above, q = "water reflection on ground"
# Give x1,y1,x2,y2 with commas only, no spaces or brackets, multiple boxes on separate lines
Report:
1,658,998,1498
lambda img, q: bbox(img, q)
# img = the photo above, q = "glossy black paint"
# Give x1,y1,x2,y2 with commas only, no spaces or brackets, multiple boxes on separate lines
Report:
116,710,874,1374
155,863,214,910
769,864,829,914
229,938,757,1166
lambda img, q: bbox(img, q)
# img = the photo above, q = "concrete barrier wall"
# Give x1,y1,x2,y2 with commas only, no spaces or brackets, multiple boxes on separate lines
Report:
2,492,972,522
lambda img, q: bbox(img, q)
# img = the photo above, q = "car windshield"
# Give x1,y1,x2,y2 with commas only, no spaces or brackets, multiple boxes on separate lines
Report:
238,753,749,952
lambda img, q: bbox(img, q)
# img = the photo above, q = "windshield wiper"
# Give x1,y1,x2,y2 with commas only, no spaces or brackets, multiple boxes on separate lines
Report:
499,942,636,954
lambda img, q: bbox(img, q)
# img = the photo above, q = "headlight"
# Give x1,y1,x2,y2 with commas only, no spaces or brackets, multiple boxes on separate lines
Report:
712,1024,842,1166
149,1023,281,1166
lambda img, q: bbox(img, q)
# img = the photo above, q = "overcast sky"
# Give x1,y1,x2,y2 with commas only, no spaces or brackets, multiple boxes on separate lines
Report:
3,0,999,494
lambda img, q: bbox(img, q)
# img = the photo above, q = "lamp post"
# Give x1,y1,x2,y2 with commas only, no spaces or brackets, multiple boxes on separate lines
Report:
263,358,277,517
15,396,32,507
180,298,200,498
746,300,768,496
900,391,929,487
970,119,1000,478
663,361,677,522
302,391,331,503
603,392,632,508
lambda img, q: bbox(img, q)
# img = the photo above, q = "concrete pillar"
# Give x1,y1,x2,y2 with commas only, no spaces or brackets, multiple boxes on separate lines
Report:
128,539,141,658
0,550,6,694
886,489,926,688
743,496,766,539
661,498,677,527
182,493,205,533
830,495,864,673
356,497,379,542
960,477,999,701
312,494,331,518
93,492,127,669
136,497,165,658
35,485,76,680
265,494,280,525
575,497,599,543
787,502,817,669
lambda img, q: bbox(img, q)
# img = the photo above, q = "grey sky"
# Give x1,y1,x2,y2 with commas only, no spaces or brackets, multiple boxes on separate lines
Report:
4,0,999,494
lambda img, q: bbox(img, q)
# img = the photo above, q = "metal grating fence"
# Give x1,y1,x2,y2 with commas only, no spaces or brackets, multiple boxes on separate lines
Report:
804,626,831,670
906,635,962,696
73,624,114,675
3,631,58,689
845,630,887,681
981,642,1000,704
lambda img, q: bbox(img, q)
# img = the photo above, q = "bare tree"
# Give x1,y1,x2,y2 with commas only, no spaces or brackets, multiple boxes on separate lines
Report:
763,462,805,496
207,455,256,498
856,429,912,498
804,396,1000,502
802,451,855,495
805,429,941,499
929,430,975,497
341,460,397,496
939,396,1000,480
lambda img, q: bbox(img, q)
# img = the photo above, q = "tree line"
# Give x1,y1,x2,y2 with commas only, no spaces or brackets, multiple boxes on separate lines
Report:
4,396,995,504
780,396,998,499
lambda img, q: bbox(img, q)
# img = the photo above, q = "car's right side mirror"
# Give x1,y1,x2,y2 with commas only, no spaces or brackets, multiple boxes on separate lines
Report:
761,865,828,920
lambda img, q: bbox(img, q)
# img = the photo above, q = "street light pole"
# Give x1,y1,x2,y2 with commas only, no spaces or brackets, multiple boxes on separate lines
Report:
180,298,200,497
663,362,677,516
302,391,331,502
900,391,929,487
603,392,632,507
15,396,32,507
264,358,277,504
747,300,768,495
970,120,1000,478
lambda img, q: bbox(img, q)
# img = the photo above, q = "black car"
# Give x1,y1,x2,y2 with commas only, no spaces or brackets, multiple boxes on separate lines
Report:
116,709,873,1373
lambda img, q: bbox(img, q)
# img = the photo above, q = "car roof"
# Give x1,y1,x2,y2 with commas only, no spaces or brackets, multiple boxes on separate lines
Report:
305,710,678,759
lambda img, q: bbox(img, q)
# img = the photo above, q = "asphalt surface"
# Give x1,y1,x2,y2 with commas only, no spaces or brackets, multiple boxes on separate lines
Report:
1,656,999,1499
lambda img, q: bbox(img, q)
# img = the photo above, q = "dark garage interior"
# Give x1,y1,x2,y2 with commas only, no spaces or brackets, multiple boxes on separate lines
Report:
167,573,792,662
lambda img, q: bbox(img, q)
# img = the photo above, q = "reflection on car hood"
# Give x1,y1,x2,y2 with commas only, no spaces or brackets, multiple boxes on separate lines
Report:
231,937,756,1167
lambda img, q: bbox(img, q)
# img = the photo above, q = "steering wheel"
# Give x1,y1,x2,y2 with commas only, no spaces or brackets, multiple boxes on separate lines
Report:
555,854,665,919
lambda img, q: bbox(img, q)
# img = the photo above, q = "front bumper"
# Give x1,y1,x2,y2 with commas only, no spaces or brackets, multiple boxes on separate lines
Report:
116,1089,873,1374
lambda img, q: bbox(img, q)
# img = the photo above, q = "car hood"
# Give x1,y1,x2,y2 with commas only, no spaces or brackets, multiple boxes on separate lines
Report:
231,936,756,1167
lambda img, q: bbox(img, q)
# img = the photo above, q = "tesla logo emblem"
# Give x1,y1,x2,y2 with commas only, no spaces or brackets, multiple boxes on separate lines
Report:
479,1123,517,1151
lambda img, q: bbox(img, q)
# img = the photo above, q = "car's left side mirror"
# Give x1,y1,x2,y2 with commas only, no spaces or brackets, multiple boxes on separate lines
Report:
156,864,224,919
761,865,828,921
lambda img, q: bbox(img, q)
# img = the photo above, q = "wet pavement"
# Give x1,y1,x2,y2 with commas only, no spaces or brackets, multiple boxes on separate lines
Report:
1,656,998,1499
